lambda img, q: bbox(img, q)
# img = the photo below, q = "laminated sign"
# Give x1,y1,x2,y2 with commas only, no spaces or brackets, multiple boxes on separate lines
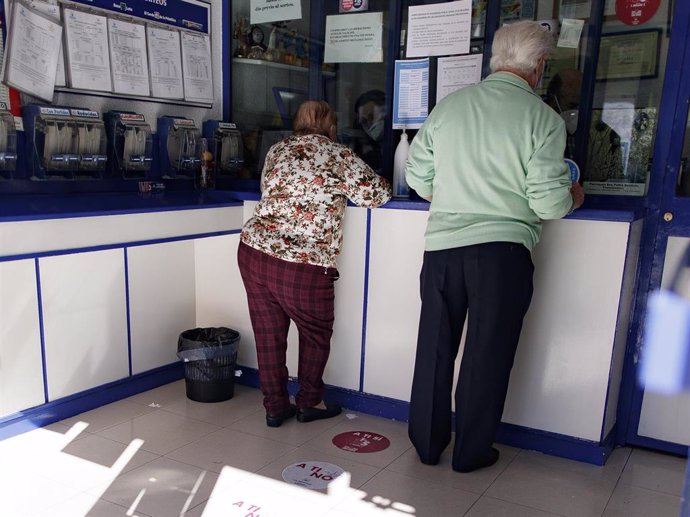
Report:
615,0,661,26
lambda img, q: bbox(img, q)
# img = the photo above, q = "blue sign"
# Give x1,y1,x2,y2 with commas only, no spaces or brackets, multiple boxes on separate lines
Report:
68,0,210,33
565,158,580,183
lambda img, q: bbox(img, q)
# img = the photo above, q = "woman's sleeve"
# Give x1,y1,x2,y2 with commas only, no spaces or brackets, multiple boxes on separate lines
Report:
337,147,392,208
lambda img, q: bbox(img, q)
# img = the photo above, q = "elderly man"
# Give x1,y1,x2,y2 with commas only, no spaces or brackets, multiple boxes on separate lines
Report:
405,21,585,473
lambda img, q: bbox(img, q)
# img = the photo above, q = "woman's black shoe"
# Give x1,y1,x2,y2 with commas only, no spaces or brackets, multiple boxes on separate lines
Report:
296,403,342,423
266,404,297,427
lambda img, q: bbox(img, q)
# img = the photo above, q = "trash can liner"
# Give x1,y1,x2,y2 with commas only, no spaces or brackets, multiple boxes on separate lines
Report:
177,327,240,362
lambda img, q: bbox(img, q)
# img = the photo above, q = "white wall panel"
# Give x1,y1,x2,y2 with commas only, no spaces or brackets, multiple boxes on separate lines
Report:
0,260,43,417
40,250,129,400
364,209,428,400
128,241,196,374
503,219,630,441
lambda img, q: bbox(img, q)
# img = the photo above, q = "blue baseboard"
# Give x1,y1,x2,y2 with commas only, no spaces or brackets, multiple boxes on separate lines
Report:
235,366,613,465
0,362,620,466
0,362,184,441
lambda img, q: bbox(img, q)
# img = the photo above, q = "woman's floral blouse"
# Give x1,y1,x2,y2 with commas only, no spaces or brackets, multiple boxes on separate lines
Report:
241,134,391,268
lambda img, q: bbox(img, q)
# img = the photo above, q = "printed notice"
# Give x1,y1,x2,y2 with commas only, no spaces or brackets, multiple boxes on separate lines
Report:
17,0,65,86
2,0,62,101
324,12,383,63
147,26,184,99
436,54,483,103
392,58,429,129
557,18,584,48
109,19,149,96
250,0,302,25
406,1,471,58
63,8,111,91
181,31,213,102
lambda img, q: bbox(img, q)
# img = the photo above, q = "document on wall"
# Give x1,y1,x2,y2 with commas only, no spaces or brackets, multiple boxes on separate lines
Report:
2,0,62,101
436,54,483,103
557,18,584,48
63,8,111,91
250,0,302,25
180,31,213,103
392,58,429,130
406,1,471,58
324,12,383,63
108,19,149,96
147,26,184,99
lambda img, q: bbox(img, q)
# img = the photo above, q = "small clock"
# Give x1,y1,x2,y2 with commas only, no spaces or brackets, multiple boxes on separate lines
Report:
250,26,265,46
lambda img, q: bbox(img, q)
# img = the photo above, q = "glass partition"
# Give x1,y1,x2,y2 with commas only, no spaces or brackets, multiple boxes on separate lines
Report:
676,103,690,197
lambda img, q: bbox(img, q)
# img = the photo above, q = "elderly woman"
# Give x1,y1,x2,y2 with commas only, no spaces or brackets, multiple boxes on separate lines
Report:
405,21,584,473
238,100,391,427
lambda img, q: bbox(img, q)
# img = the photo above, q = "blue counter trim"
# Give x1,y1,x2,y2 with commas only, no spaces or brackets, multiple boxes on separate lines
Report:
35,259,49,405
124,248,133,377
625,434,689,458
359,210,373,393
0,363,184,441
382,199,431,211
0,229,242,263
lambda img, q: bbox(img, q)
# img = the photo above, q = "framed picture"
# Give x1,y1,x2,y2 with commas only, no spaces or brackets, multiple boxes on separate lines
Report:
596,29,661,80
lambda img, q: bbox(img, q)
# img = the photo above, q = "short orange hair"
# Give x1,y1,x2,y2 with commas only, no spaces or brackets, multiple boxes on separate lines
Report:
293,100,337,140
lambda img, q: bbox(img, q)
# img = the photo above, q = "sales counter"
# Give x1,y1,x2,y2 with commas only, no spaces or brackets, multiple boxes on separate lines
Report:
0,190,642,465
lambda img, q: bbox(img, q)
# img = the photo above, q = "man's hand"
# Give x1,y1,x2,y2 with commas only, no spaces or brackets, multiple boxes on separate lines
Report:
570,182,585,211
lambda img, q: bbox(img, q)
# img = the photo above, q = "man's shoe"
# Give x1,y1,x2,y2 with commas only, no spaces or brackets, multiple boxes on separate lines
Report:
452,447,500,473
296,403,342,423
266,404,296,428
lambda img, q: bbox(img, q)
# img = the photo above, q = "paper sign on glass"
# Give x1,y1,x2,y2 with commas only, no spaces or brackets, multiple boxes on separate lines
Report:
392,58,430,130
406,1,471,58
436,54,483,103
108,19,150,96
250,0,302,25
324,12,383,63
63,8,112,91
2,0,62,101
181,31,213,103
147,26,184,99
557,18,584,49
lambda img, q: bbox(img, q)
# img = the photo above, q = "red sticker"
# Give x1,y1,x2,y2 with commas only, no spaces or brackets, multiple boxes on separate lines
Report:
332,431,391,453
615,0,661,26
341,0,353,11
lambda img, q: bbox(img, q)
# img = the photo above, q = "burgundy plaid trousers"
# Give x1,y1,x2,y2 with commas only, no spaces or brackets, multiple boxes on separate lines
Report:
237,242,338,414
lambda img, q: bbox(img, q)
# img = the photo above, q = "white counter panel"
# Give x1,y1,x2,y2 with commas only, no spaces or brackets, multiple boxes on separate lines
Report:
0,260,43,417
503,219,630,441
40,250,129,400
128,241,197,374
0,206,243,257
364,209,428,400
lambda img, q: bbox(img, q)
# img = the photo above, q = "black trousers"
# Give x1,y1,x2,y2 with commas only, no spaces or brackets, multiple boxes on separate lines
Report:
408,242,534,471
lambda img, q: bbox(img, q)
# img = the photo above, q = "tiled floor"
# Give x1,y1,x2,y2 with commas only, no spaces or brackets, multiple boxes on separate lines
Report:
1,380,687,517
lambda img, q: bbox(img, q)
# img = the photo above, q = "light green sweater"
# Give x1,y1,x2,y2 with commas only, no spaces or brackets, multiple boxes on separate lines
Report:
405,71,572,252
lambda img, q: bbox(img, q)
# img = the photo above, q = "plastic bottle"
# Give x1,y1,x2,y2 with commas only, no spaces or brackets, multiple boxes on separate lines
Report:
393,130,410,198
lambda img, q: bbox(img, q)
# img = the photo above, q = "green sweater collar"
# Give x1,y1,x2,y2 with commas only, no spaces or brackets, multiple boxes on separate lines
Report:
484,71,540,98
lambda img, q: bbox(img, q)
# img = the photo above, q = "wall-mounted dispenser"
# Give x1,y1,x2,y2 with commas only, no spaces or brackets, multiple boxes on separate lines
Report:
202,120,244,176
104,111,153,179
0,110,17,178
23,105,107,180
157,116,200,179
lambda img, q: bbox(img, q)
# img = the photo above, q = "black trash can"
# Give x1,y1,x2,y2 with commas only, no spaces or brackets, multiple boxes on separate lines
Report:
177,327,240,402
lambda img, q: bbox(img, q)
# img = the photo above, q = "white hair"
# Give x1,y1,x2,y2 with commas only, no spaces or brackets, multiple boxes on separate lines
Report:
489,21,554,75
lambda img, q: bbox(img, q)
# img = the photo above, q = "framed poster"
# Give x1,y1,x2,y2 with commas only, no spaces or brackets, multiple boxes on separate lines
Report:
596,29,661,80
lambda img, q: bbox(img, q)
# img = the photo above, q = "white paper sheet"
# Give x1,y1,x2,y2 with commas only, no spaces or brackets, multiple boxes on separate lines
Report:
17,0,65,86
406,1,471,58
250,0,302,25
557,18,584,48
392,58,429,130
436,54,483,103
324,12,383,63
147,26,184,99
2,0,62,101
108,19,149,96
180,31,213,102
63,8,111,91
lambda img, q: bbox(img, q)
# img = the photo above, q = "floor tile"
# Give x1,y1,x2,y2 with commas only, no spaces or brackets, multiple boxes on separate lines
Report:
300,412,413,468
334,469,480,517
40,492,150,517
96,409,221,455
59,399,156,433
386,442,518,494
485,451,618,517
464,496,564,516
602,483,682,517
0,421,90,466
159,384,264,427
94,456,219,517
124,380,188,407
515,447,632,482
618,448,687,496
166,427,297,473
